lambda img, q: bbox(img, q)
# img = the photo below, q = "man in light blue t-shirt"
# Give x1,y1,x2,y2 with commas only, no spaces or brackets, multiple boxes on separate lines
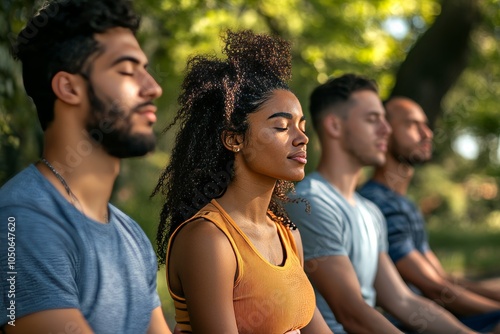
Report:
0,1,171,333
286,74,477,334
286,172,388,333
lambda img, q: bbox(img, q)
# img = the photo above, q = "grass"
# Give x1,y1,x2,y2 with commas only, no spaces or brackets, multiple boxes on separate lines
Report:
428,223,500,278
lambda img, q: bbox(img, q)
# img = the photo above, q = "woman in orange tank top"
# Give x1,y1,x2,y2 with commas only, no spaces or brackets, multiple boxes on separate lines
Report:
153,30,333,334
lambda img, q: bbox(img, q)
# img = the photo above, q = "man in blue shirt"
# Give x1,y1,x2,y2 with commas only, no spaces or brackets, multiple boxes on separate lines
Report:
360,96,500,333
0,1,171,333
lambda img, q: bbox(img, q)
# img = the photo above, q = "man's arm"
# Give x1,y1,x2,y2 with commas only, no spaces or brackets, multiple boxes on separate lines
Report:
3,309,94,334
147,306,172,334
424,250,500,303
375,252,476,334
301,307,334,334
395,249,500,316
306,254,402,334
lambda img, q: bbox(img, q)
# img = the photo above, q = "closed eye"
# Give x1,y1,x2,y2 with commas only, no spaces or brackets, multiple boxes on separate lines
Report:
274,127,288,132
119,71,134,76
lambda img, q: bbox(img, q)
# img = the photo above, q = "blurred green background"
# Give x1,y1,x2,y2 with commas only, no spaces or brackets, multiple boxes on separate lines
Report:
2,0,500,325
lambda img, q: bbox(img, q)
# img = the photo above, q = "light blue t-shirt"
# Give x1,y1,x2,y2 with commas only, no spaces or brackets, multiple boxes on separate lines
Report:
286,172,388,334
0,165,160,333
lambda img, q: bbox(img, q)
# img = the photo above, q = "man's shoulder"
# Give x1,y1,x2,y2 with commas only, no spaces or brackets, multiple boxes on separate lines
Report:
359,180,394,199
359,180,406,212
109,204,152,244
0,165,74,218
295,172,323,193
0,165,55,218
295,172,341,203
0,165,46,209
356,192,381,211
355,192,386,221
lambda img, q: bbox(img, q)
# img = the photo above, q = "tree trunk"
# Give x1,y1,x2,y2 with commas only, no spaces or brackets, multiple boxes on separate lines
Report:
390,0,481,128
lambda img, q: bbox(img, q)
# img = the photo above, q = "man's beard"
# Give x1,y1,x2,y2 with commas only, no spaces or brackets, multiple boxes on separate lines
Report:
389,139,431,166
85,83,156,158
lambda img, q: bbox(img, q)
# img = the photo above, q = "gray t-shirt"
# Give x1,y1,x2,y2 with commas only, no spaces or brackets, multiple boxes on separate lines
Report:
0,165,160,333
286,172,388,334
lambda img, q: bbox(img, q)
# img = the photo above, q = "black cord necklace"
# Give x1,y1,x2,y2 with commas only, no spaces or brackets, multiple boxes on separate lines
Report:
40,157,80,204
39,157,109,223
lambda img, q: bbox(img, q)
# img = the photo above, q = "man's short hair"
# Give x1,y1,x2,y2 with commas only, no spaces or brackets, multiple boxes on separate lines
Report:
309,73,378,132
13,0,140,130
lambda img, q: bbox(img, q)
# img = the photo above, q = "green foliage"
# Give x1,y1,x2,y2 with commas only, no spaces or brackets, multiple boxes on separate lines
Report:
0,0,442,183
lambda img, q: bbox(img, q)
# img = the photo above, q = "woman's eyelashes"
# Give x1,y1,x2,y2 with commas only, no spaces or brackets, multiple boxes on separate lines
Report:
273,124,307,134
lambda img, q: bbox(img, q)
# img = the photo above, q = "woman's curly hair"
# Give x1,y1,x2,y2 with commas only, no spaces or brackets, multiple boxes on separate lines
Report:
153,30,303,265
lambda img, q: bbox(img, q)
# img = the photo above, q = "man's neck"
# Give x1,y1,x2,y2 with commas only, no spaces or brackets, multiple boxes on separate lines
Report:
39,133,120,223
317,151,362,205
372,154,414,196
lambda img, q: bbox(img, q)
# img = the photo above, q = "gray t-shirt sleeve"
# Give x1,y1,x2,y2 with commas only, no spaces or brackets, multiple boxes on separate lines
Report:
0,206,79,321
286,194,347,261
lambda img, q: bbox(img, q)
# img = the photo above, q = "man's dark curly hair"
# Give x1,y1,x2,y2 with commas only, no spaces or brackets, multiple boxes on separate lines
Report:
153,30,301,265
13,0,140,131
309,73,378,132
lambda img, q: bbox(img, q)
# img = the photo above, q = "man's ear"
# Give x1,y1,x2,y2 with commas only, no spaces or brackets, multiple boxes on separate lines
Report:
51,71,85,105
323,113,343,139
221,130,244,152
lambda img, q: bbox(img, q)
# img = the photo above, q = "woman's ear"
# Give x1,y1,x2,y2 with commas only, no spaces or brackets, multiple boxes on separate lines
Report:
51,71,85,105
221,130,244,152
323,113,343,139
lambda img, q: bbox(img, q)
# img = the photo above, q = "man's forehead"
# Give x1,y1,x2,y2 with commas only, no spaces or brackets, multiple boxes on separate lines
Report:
350,90,384,112
387,98,425,120
93,27,145,61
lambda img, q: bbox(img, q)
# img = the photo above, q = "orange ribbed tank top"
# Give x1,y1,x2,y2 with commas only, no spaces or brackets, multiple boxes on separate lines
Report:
166,200,316,333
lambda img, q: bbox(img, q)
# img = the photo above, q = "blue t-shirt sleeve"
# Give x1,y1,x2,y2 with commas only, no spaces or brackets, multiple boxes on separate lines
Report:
0,206,79,323
286,194,347,261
